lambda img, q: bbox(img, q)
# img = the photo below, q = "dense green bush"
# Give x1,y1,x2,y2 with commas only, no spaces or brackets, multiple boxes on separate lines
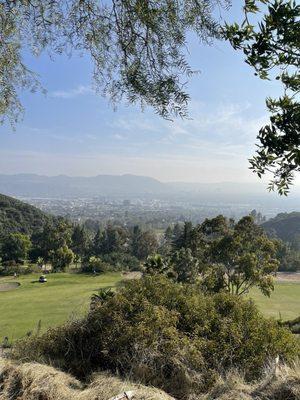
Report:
81,256,110,273
81,252,141,273
101,252,141,271
13,276,299,399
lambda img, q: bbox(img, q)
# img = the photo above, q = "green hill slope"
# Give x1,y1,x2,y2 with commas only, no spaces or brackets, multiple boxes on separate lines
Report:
0,193,52,236
262,212,300,242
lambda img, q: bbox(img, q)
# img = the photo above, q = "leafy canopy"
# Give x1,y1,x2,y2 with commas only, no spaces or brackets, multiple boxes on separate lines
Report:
1,232,31,262
225,0,300,194
1,0,230,124
206,216,279,296
164,215,279,296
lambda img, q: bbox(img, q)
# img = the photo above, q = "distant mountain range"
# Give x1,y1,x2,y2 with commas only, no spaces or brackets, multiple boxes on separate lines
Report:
0,174,167,198
1,173,300,210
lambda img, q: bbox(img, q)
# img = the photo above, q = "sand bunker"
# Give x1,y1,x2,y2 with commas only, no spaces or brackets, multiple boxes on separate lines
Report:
0,282,20,292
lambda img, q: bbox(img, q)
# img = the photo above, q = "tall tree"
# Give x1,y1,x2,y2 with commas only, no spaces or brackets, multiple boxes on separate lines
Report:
131,225,142,257
32,220,72,261
250,210,266,225
133,230,158,260
100,225,128,254
172,223,183,244
159,225,174,255
1,233,31,263
206,216,279,296
171,247,199,283
201,215,230,239
93,228,103,256
164,226,173,242
50,245,74,272
173,221,193,250
174,221,204,257
71,225,90,258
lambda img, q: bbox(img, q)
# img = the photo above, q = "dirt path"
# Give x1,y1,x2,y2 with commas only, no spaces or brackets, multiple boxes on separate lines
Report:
276,272,300,282
121,272,142,280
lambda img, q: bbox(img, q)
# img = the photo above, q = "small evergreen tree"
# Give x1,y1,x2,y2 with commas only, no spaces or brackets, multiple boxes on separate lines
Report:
172,248,200,284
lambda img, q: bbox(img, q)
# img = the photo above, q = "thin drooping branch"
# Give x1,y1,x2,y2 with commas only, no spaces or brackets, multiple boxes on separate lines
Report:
0,0,231,125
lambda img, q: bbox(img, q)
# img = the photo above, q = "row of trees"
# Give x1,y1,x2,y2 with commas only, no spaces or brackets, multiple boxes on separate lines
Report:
1,212,298,288
0,218,159,273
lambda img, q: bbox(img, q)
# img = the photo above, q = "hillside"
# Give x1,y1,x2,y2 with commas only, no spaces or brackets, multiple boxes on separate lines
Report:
0,193,52,235
262,212,300,242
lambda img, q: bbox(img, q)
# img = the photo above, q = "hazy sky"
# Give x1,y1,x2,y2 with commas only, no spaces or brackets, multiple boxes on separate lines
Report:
0,3,283,184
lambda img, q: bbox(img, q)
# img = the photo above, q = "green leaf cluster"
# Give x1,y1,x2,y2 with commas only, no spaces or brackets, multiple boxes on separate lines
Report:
225,1,300,194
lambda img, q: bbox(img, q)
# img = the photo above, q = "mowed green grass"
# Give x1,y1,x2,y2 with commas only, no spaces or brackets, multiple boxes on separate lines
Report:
0,273,299,342
250,282,300,320
0,272,123,341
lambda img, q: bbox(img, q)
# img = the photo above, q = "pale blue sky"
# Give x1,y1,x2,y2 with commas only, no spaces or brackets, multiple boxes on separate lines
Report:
0,3,284,183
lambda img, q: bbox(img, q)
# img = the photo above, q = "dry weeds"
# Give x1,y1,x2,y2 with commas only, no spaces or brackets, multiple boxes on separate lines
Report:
199,362,300,400
0,358,174,400
1,357,300,400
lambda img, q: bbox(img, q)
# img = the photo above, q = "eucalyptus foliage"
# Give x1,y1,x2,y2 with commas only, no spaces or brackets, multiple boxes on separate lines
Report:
225,0,300,194
1,0,229,124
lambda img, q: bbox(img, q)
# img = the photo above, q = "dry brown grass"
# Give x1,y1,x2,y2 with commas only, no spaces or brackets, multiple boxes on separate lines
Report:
198,362,300,400
276,272,300,282
0,358,174,400
1,357,300,400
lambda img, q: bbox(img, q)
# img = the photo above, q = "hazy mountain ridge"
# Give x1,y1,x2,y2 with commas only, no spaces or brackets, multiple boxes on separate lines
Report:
0,174,167,198
1,174,300,211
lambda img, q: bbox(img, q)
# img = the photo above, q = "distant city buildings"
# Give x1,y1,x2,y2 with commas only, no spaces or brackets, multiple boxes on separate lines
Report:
22,196,276,230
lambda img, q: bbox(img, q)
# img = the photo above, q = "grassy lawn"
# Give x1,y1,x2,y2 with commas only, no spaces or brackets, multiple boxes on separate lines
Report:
250,282,300,320
0,272,299,342
0,272,123,341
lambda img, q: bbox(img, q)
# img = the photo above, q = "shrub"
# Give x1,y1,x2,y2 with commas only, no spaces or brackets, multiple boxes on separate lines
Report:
13,276,299,399
101,252,141,271
0,262,40,276
81,253,141,273
90,287,115,310
81,256,109,274
50,245,74,272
